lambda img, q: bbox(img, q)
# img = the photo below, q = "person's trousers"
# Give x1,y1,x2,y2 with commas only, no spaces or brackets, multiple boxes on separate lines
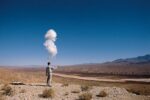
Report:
47,73,52,86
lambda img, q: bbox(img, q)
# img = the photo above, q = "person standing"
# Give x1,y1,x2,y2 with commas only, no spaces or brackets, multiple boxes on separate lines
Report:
46,62,53,86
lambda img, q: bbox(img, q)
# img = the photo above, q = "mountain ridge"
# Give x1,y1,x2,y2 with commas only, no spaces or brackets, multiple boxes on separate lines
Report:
113,54,150,64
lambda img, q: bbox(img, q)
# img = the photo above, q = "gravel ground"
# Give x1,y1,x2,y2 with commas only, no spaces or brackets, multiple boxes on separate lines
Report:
0,83,149,100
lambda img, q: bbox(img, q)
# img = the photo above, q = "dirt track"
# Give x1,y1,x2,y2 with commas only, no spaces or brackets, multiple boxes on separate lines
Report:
53,73,150,83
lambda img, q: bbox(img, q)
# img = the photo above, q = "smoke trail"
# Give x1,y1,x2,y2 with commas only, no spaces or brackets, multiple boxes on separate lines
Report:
44,29,57,57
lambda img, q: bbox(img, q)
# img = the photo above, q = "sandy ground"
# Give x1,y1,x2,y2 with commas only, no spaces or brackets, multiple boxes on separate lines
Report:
0,83,150,100
54,73,150,83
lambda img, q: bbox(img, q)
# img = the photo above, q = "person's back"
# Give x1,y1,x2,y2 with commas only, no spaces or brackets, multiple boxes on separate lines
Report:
46,62,53,86
46,65,52,76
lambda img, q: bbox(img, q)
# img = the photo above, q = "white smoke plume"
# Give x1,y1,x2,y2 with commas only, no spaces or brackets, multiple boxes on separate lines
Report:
45,29,57,42
44,29,57,57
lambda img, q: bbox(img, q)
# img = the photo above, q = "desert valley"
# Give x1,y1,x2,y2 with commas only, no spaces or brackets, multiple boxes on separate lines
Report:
0,55,150,100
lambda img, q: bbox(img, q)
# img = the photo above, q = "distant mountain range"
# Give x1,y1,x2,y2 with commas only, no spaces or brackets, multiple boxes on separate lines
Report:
113,54,150,64
56,54,150,76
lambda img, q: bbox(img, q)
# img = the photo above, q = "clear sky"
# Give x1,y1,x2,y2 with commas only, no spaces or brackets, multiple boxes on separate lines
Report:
0,0,150,66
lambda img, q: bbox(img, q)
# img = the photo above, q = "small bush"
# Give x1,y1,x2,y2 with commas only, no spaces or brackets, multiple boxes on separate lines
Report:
20,89,26,93
40,88,55,98
1,84,13,96
81,85,92,91
127,89,140,95
71,89,80,93
97,90,107,97
79,92,92,100
64,92,69,96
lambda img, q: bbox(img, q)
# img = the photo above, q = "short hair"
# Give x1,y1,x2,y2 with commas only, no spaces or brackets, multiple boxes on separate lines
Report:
48,62,51,65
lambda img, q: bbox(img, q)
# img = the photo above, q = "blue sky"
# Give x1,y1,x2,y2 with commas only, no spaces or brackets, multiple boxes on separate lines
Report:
0,0,150,66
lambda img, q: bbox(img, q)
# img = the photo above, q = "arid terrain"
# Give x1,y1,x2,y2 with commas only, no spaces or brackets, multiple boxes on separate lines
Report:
55,55,150,76
1,83,150,100
0,67,150,100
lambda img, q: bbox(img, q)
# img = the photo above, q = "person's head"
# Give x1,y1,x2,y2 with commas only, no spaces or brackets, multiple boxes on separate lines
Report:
48,62,51,65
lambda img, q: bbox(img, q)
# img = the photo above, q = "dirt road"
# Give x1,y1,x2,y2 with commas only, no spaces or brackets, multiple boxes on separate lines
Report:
53,73,150,83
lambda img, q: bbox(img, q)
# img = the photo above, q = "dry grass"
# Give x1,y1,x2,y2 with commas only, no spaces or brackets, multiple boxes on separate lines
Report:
127,89,141,95
40,88,55,98
97,90,107,97
126,85,150,95
0,68,45,84
64,92,69,96
1,84,13,96
20,89,26,93
61,83,69,87
79,92,92,100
